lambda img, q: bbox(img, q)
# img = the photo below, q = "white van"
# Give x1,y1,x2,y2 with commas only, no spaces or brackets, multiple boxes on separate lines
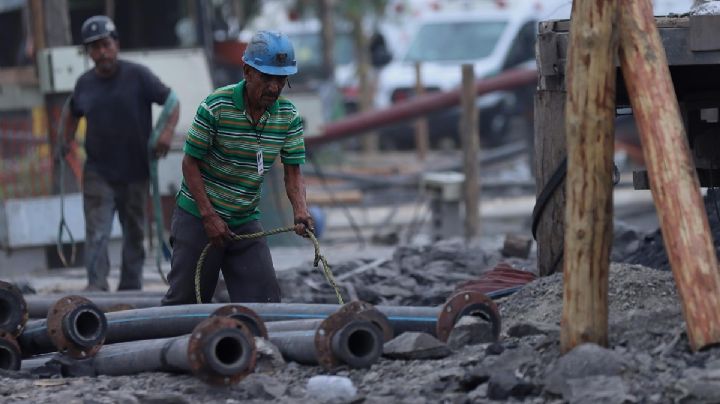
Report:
374,3,538,148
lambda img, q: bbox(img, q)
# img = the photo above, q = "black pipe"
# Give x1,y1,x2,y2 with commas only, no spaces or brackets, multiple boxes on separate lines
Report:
0,281,28,335
269,320,381,368
21,317,256,386
0,332,20,370
18,299,107,358
75,290,499,347
265,319,323,333
101,304,267,344
26,296,161,318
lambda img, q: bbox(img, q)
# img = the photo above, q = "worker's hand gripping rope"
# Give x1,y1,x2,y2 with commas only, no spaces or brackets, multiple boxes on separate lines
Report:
194,226,344,305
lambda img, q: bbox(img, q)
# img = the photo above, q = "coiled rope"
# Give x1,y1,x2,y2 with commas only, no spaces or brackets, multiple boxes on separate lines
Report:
194,226,344,305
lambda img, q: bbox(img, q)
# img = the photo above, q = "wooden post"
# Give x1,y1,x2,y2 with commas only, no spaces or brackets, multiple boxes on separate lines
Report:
414,62,430,160
319,0,335,81
560,0,617,353
460,64,480,241
618,0,720,351
29,0,75,193
535,22,568,277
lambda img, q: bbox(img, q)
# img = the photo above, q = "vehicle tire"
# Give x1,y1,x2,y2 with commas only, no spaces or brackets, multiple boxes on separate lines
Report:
479,104,511,148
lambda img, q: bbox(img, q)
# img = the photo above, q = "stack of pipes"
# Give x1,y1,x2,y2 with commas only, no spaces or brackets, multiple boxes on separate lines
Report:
0,280,501,385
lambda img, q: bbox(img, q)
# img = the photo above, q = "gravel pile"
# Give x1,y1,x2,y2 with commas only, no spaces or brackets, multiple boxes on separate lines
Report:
276,238,537,306
5,260,719,403
623,191,720,271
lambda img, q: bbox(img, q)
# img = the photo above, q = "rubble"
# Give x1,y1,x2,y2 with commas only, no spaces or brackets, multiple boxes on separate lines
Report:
277,238,535,307
622,193,720,271
4,232,720,403
382,332,451,360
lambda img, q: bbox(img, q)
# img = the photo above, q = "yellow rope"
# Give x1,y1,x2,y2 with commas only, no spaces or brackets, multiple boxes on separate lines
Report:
194,226,344,305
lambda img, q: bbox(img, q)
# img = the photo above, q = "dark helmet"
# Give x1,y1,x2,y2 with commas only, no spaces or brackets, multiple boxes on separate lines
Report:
242,31,297,76
81,15,117,45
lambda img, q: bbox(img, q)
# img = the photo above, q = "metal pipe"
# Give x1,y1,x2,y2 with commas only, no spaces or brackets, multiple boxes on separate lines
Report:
265,319,323,333
23,317,256,386
100,304,267,345
244,289,500,342
0,281,28,336
306,68,537,148
18,296,107,358
85,290,498,344
270,319,382,369
0,331,20,370
26,295,161,318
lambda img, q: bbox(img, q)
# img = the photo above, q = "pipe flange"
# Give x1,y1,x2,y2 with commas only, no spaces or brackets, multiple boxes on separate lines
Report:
436,290,501,343
188,316,257,386
211,304,268,339
46,295,107,359
336,301,393,342
0,331,21,371
314,308,357,370
0,281,28,336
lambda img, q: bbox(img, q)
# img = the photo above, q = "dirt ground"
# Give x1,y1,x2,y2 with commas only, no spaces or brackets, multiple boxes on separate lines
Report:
6,150,720,403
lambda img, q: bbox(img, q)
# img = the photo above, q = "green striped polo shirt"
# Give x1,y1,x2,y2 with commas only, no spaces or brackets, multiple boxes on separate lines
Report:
177,80,305,226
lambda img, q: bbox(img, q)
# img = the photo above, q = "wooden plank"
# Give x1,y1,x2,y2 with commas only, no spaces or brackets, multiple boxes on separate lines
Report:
534,89,566,277
619,0,720,352
460,64,480,241
552,16,689,32
561,0,617,353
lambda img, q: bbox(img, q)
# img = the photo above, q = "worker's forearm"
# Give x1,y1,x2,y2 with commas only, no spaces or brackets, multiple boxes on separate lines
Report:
159,103,180,144
284,164,309,215
182,154,216,218
64,115,79,145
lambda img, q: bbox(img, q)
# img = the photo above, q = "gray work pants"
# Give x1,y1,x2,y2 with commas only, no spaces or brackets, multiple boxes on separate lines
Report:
162,207,281,305
83,169,147,291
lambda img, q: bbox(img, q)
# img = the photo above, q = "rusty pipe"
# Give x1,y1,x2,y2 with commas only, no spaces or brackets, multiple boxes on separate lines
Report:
245,290,500,342
0,331,20,370
18,296,107,358
269,315,382,369
95,316,255,385
22,317,256,386
307,67,537,148
0,281,28,336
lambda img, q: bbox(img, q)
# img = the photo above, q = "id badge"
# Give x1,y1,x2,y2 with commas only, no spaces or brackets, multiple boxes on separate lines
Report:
256,150,264,175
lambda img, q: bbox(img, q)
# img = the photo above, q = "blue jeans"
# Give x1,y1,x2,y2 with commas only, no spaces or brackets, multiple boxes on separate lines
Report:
83,169,147,291
162,207,281,305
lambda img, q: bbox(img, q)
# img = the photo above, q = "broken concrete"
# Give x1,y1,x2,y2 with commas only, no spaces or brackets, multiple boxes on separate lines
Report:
383,332,451,360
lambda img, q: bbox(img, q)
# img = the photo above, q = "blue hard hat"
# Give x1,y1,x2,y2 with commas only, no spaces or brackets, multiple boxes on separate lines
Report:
81,15,117,44
242,31,298,76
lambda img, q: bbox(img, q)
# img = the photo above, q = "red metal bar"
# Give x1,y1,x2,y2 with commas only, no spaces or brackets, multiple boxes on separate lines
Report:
307,67,537,148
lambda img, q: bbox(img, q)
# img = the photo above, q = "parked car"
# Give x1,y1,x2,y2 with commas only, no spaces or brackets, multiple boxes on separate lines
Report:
374,4,537,149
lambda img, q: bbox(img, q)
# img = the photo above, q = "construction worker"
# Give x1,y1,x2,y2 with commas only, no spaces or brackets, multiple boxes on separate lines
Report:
64,15,180,291
161,30,313,305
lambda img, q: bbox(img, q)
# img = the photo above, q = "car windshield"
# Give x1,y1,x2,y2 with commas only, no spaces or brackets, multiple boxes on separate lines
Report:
290,32,354,67
405,21,507,62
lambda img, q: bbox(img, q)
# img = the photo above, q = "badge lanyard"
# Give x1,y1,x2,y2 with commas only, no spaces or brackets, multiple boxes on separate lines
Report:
254,117,268,175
